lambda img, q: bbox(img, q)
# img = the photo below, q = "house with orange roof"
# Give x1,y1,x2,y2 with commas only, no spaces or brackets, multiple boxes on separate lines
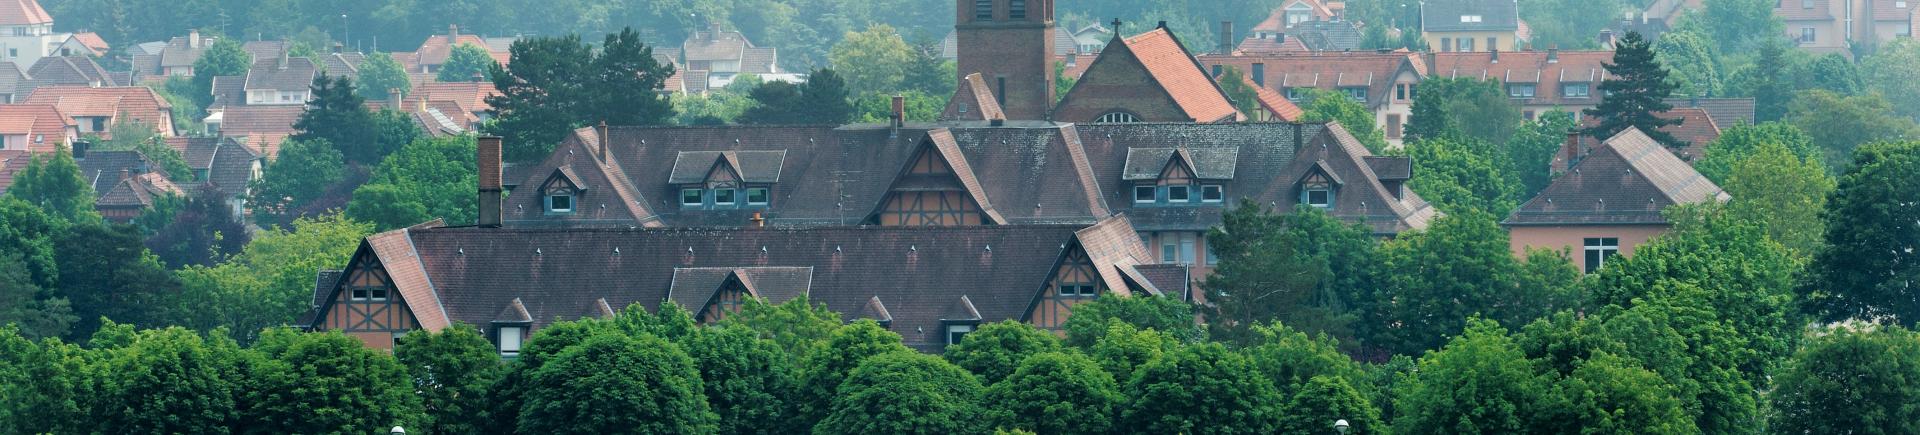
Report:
1425,49,1615,122
0,102,74,152
1053,24,1244,124
0,0,72,70
207,104,303,159
56,32,106,57
22,85,175,138
1198,50,1425,146
410,25,512,75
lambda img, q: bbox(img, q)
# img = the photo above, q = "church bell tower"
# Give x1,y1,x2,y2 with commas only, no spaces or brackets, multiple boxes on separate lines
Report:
954,0,1057,120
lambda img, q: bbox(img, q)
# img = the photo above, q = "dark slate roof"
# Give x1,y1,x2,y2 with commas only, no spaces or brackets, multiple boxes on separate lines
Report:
666,267,813,311
1505,128,1730,226
75,150,152,196
243,56,319,92
320,52,367,79
1132,264,1191,300
157,35,217,68
1422,0,1522,32
741,47,778,74
96,172,183,208
0,61,25,99
1665,97,1755,128
341,221,1148,350
1122,148,1239,180
167,136,260,197
208,75,245,110
18,55,116,99
666,151,786,184
1364,156,1412,181
297,269,345,327
940,73,1006,122
1290,21,1365,51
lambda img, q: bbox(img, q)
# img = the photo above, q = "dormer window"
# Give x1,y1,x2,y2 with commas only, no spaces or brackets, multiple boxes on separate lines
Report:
1135,186,1157,203
1124,148,1236,208
714,188,737,205
1167,185,1190,202
1298,168,1339,208
746,187,770,205
497,326,523,357
670,150,783,210
1202,185,1225,203
682,188,703,206
545,188,575,213
1305,186,1332,207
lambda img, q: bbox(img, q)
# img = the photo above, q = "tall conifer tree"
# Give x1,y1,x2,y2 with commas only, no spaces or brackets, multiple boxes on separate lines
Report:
1582,31,1684,150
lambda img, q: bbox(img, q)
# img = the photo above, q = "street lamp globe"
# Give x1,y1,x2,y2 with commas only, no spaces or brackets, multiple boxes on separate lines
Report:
390,426,405,435
1334,419,1351,434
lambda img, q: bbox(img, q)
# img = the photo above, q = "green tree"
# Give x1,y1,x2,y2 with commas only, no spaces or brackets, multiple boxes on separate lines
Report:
1244,322,1368,398
519,332,718,434
1203,203,1331,345
144,186,250,268
944,320,1063,384
1770,325,1920,434
1300,89,1390,152
799,69,855,124
1059,294,1201,348
438,43,497,82
55,222,180,340
1278,375,1385,435
290,74,392,165
1692,121,1821,183
347,135,478,230
1120,343,1284,434
685,324,798,435
1546,352,1697,433
1406,77,1522,145
1863,38,1920,119
1216,66,1259,116
1393,319,1553,433
982,351,1122,435
480,319,620,433
0,327,88,433
191,39,253,109
1806,141,1920,326
1699,0,1785,53
171,215,373,343
486,28,674,162
816,351,987,434
720,295,843,362
250,138,345,225
1653,30,1722,98
1519,0,1626,50
1583,31,1683,150
0,196,65,289
1085,320,1180,382
92,326,239,433
588,27,676,128
0,254,74,340
1508,111,1580,197
1369,211,1579,355
355,52,412,101
1405,133,1523,217
1787,90,1918,164
243,328,424,433
828,24,915,96
1721,140,1835,258
1795,53,1863,95
394,324,502,435
1749,40,1793,122
853,91,946,123
794,319,913,427
7,145,97,223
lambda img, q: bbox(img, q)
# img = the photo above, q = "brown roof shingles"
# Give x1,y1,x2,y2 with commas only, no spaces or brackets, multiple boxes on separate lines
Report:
1425,50,1613,108
217,105,305,158
1200,51,1425,110
1506,128,1729,226
0,103,74,151
22,85,175,138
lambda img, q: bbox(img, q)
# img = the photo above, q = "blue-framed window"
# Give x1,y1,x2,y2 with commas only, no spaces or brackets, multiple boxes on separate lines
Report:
1133,183,1225,206
544,189,575,214
679,186,772,209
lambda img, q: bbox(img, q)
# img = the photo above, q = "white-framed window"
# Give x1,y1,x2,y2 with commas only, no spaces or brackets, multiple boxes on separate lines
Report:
681,188,703,206
1301,172,1334,208
1341,87,1367,102
1167,185,1191,202
1508,83,1536,98
947,323,975,345
1459,38,1476,52
714,188,736,205
1563,83,1591,98
1801,27,1816,43
1201,185,1224,203
1461,15,1483,23
1095,112,1141,123
1286,87,1311,102
1059,283,1097,297
546,192,574,213
746,187,770,205
1134,186,1157,203
350,286,388,301
498,326,524,356
1583,237,1620,273
1160,233,1197,265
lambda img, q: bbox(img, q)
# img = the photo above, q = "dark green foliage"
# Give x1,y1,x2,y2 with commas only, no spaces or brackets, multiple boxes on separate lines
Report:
291,74,404,166
1404,133,1523,217
55,221,180,340
982,351,1121,435
1700,0,1786,53
816,351,986,434
1393,319,1553,433
394,324,502,435
1244,322,1368,398
347,136,479,230
1692,122,1821,183
1750,40,1792,122
250,138,345,225
1216,66,1258,116
1407,77,1521,144
685,324,798,435
944,320,1062,384
1770,325,1920,434
1119,343,1284,434
355,52,412,101
92,326,239,433
740,82,808,124
1545,352,1697,434
799,69,855,124
486,28,675,162
1368,211,1581,355
1507,112,1580,200
144,186,250,268
1787,90,1918,166
481,319,617,433
519,332,718,434
739,69,854,125
0,327,88,433
1085,320,1180,383
794,320,913,427
852,91,946,123
720,295,843,361
0,196,64,287
1204,203,1329,345
1278,375,1385,435
613,302,701,343
242,328,424,433
438,43,497,82
1796,53,1863,95
0,254,73,340
1060,294,1201,348
1806,141,1920,326
1299,89,1390,152
1721,140,1835,258
191,39,252,110
1582,31,1684,150
7,145,96,222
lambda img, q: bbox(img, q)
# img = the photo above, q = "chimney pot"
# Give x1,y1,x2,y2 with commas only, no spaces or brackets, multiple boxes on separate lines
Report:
387,88,402,109
477,136,504,228
188,29,200,49
596,121,610,160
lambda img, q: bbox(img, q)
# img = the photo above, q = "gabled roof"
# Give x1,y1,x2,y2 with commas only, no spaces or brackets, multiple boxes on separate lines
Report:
1664,97,1755,128
167,136,260,195
216,105,305,158
1243,73,1304,122
941,73,1006,122
1422,0,1522,32
684,29,754,62
22,86,174,138
0,0,51,26
75,150,153,195
0,61,25,98
1426,50,1614,107
1506,128,1729,226
96,172,183,208
666,267,813,311
1199,51,1426,110
414,30,506,67
940,295,983,321
1576,108,1724,163
857,296,893,324
1254,0,1339,32
19,56,117,99
242,56,318,92
0,150,28,193
320,52,367,79
1122,147,1238,180
741,47,779,74
1289,21,1366,52
0,103,73,152
493,298,532,323
158,35,220,69
667,150,786,184
67,33,109,57
329,222,1132,350
1117,28,1241,123
411,81,500,113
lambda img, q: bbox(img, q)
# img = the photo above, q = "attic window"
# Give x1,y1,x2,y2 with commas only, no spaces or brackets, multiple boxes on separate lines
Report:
1202,185,1225,202
1341,87,1367,102
682,188,703,206
545,189,575,213
1508,83,1536,99
350,286,388,301
746,187,770,205
497,326,523,357
714,188,737,205
1300,172,1335,208
1096,112,1141,123
947,323,975,345
1134,186,1158,203
1461,15,1483,23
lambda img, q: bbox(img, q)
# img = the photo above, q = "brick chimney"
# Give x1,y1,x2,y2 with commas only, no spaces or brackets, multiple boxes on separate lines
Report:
596,121,610,161
188,29,200,49
1552,130,1580,175
387,88,403,109
477,136,503,228
1547,46,1559,63
1219,21,1234,54
890,95,906,128
449,24,459,41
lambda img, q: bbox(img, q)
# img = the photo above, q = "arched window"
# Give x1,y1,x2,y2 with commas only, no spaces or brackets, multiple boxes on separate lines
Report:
1095,112,1141,123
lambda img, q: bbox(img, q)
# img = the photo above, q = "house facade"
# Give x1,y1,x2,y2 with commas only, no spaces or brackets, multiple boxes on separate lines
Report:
1504,128,1729,273
1197,51,1425,147
0,0,70,71
0,102,75,152
22,85,176,138
1425,49,1613,122
1421,0,1524,52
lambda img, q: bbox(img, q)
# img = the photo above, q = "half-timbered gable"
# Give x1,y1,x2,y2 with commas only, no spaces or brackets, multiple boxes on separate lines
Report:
667,267,813,324
668,150,785,210
1123,147,1236,208
311,241,423,351
537,167,586,215
870,130,999,226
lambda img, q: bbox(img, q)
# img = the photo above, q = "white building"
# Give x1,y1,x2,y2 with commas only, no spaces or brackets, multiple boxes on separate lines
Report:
0,0,72,70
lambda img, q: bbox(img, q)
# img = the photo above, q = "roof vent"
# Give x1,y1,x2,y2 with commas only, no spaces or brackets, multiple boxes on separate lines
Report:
688,247,694,253
985,244,992,251
910,245,917,251
536,248,543,255
835,245,842,253
761,246,768,253
613,247,621,254
735,139,741,144
458,248,465,255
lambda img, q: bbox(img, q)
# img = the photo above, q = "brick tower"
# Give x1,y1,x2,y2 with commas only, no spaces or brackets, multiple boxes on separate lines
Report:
954,0,1056,121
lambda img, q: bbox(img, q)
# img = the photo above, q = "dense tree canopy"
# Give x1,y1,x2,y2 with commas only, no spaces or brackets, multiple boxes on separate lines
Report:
486,28,675,162
438,43,497,82
520,332,717,434
1806,141,1920,326
1770,325,1920,434
347,136,479,230
982,351,1121,435
816,351,987,434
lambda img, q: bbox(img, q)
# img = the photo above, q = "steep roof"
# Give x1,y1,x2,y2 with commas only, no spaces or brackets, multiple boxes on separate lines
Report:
1664,97,1755,128
413,31,505,67
0,61,25,99
741,48,779,74
320,52,367,79
1506,128,1729,226
1254,0,1339,32
157,35,220,69
0,0,51,26
1422,0,1522,32
96,172,183,208
22,86,174,138
18,56,117,99
1289,21,1366,51
410,81,499,113
0,150,24,193
1659,108,1723,162
1244,73,1304,122
1118,28,1241,123
67,33,109,57
1200,51,1426,110
323,220,1155,350
167,136,260,195
0,103,73,152
1426,50,1615,108
74,150,153,195
217,105,305,158
940,73,1006,122
242,56,319,92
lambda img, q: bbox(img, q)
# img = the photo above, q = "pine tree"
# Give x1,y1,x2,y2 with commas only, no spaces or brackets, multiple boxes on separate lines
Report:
1581,31,1684,150
799,68,854,125
1751,40,1791,122
290,74,384,165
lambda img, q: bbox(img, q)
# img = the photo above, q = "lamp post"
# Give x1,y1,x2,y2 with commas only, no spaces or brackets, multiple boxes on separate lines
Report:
390,426,405,435
341,14,349,49
1335,419,1350,434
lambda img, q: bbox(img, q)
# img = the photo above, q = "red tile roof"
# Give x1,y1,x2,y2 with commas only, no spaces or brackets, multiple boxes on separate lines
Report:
0,149,26,193
1254,0,1338,33
0,103,74,152
413,32,505,68
1426,50,1614,107
217,105,305,158
1120,28,1241,123
410,81,499,114
68,33,110,57
1200,51,1425,110
0,0,50,26
1236,35,1311,54
22,86,175,138
1244,74,1304,122
940,73,1006,122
